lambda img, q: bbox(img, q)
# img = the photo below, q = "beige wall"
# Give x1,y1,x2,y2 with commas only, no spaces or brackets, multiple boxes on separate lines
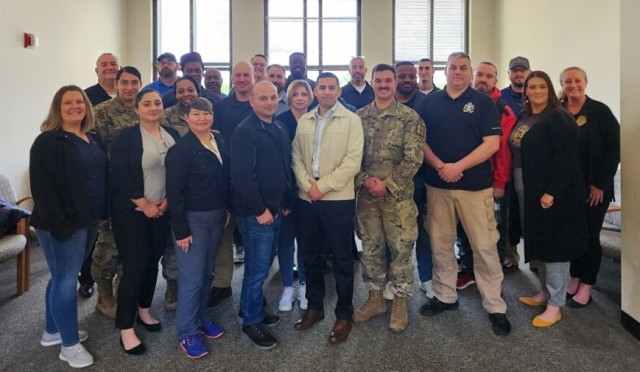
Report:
361,0,394,68
468,0,496,66
0,0,126,196
231,0,265,64
620,0,640,324
495,0,620,117
124,0,154,83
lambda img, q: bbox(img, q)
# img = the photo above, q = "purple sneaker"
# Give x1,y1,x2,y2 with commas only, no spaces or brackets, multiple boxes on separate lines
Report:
180,334,208,359
200,321,224,339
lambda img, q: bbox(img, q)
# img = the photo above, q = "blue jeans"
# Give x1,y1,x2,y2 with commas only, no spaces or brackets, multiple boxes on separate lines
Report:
37,222,98,347
237,215,281,326
175,210,226,339
414,175,433,282
278,211,305,286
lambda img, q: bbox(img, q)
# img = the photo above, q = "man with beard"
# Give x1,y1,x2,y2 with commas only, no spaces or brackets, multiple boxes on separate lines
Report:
418,58,440,95
144,52,179,96
162,52,221,108
392,61,435,300
285,52,316,92
456,62,518,291
500,56,530,118
394,61,425,109
85,53,120,106
340,57,374,110
205,68,226,97
267,64,289,115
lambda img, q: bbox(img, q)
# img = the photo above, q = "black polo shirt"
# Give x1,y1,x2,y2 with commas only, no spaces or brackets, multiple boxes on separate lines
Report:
416,86,501,191
84,84,112,106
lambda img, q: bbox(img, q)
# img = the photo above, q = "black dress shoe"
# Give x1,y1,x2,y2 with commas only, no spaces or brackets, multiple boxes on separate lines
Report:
77,283,95,299
567,297,593,309
488,313,511,336
120,337,146,355
136,315,162,332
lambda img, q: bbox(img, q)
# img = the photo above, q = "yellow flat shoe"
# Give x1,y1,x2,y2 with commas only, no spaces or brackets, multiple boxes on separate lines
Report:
518,296,548,307
532,312,562,328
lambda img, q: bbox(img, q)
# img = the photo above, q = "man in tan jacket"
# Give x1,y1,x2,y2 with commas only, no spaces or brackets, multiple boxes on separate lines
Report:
291,72,364,344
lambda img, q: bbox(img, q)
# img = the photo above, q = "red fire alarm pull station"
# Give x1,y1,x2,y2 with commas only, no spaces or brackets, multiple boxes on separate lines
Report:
24,33,38,49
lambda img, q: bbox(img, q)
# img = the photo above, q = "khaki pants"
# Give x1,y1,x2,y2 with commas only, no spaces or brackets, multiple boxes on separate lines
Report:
426,186,506,313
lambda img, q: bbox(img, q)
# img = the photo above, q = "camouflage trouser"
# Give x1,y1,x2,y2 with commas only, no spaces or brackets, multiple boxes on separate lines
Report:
212,215,235,288
356,192,418,297
161,234,178,281
91,219,120,281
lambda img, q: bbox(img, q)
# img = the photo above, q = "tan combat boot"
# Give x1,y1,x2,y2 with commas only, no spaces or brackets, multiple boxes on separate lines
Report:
354,290,387,323
389,295,408,332
164,279,178,311
95,279,117,320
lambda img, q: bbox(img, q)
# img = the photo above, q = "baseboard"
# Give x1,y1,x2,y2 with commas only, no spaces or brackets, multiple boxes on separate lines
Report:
621,310,640,340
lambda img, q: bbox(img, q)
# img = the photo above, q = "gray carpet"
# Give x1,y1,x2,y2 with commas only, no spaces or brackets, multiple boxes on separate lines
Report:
0,238,636,372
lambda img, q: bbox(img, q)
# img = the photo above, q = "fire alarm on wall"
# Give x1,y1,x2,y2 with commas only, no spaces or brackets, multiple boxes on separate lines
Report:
24,33,38,49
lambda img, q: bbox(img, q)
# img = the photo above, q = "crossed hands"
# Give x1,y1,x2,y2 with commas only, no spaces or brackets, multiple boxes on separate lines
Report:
436,163,463,183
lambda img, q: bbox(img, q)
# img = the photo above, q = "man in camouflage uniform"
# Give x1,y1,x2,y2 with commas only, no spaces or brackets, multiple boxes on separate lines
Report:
353,64,424,333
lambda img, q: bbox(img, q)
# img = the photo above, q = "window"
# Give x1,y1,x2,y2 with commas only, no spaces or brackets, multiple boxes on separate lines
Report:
394,0,467,70
154,0,231,92
265,0,360,83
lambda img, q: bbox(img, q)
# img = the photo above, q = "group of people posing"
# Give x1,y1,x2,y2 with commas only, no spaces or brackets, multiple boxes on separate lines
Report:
28,50,619,368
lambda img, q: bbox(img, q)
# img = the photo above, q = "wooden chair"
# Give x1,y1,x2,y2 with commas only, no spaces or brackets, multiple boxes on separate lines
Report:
0,174,31,295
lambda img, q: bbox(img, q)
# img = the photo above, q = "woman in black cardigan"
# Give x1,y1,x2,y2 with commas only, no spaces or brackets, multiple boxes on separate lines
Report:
30,85,107,368
560,67,620,307
513,71,587,328
110,88,180,354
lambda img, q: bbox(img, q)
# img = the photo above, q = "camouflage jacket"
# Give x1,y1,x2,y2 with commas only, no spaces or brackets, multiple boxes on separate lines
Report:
94,96,138,153
161,105,189,137
356,100,425,199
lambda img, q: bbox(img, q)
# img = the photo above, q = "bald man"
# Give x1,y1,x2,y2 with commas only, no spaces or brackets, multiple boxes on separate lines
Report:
232,81,292,349
85,53,120,106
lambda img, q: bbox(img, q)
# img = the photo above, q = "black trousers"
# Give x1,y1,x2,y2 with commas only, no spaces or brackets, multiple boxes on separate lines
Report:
112,209,169,329
570,192,612,285
78,234,98,285
295,198,355,321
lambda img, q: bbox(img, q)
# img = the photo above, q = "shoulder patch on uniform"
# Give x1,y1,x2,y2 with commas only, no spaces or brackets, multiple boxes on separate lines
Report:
415,122,426,138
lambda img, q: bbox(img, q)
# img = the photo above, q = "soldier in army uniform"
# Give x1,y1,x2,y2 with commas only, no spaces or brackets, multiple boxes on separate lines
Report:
92,67,142,319
353,64,425,333
161,76,201,137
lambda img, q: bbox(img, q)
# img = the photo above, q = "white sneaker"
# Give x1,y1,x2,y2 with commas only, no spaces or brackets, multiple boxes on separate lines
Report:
278,286,295,312
233,245,245,263
383,282,394,301
298,283,308,310
59,343,94,368
41,330,89,347
420,280,435,299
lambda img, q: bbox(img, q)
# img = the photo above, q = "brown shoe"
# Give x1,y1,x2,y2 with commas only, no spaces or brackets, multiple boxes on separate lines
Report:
329,320,352,344
294,309,325,330
95,280,117,320
389,295,408,333
354,290,386,323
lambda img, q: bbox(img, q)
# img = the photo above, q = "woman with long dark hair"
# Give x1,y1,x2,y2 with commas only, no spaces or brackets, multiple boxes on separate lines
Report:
512,71,587,327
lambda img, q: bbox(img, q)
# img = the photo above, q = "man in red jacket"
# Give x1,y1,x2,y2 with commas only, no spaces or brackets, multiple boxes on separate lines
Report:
456,61,518,290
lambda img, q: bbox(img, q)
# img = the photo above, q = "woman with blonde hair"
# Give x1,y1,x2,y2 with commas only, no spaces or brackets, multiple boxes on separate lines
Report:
30,85,108,368
559,67,620,308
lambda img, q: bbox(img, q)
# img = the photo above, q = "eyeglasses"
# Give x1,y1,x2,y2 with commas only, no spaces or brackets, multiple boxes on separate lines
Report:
158,60,176,67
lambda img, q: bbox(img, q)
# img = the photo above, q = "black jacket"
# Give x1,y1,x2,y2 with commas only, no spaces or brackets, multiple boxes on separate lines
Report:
29,129,107,241
166,131,230,240
521,108,588,262
110,124,180,212
230,112,292,217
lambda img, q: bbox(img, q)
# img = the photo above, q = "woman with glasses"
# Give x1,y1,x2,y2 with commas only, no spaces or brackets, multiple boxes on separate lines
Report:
110,88,180,354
